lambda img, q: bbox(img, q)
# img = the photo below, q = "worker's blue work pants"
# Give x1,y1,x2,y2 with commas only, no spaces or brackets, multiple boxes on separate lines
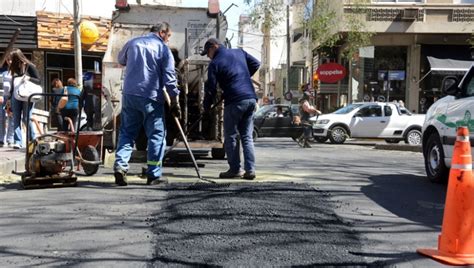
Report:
114,94,166,178
223,98,256,174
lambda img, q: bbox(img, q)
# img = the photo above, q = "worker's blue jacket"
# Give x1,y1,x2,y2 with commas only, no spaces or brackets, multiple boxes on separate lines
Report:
204,46,260,110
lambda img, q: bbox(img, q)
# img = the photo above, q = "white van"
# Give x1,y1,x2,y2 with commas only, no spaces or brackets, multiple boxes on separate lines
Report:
422,65,474,182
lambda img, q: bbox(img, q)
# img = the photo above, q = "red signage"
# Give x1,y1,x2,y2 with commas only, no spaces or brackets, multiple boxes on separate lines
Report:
316,63,347,84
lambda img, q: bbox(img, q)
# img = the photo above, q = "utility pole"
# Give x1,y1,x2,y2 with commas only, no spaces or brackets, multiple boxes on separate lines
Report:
73,0,83,86
262,8,271,101
286,4,291,95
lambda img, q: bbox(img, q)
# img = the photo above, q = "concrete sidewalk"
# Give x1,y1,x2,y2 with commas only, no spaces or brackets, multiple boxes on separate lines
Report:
0,145,26,179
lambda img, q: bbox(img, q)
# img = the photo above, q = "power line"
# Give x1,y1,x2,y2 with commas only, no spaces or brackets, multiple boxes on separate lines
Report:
227,27,287,38
60,0,74,17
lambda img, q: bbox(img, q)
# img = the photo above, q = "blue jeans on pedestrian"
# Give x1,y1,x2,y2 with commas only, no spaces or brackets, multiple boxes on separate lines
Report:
11,97,35,147
114,94,166,178
223,98,256,174
0,102,14,145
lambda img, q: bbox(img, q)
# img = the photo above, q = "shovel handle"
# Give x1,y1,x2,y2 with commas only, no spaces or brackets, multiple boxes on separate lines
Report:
163,89,204,181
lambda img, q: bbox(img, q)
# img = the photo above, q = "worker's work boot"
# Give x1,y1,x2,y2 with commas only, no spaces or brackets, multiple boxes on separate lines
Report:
114,170,128,186
219,170,244,179
243,171,256,180
147,176,168,185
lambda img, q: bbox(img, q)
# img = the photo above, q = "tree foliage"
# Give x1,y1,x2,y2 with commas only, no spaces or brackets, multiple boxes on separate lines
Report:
307,0,374,60
243,0,286,34
306,0,341,49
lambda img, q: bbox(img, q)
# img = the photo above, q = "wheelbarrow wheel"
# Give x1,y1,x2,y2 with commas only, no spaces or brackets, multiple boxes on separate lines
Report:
82,145,100,176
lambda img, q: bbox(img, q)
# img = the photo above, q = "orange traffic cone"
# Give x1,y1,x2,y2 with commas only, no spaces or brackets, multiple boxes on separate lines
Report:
417,126,474,265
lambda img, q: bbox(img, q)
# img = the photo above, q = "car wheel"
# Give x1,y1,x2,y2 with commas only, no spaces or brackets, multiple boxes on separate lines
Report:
314,136,328,143
405,128,422,145
252,129,258,142
329,126,347,144
424,132,449,183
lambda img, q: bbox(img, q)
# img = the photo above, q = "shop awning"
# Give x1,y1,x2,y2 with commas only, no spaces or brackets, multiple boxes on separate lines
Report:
417,56,474,84
427,56,473,74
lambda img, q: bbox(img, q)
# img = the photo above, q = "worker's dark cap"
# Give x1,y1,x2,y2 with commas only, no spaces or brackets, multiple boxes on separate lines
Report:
200,38,221,56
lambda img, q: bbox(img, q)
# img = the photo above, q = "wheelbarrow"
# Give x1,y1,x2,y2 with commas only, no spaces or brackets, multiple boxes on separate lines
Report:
14,92,102,189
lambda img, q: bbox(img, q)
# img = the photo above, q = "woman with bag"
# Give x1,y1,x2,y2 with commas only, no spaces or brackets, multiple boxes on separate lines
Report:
8,49,41,149
58,78,81,131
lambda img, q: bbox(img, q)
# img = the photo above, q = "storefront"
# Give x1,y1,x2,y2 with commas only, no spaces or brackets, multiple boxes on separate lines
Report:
418,44,472,113
36,11,110,127
357,46,408,105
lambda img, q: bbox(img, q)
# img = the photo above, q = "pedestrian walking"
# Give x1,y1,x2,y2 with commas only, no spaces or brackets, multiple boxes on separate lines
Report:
201,38,260,180
8,48,41,149
0,62,14,147
57,78,81,131
298,92,321,148
114,22,180,186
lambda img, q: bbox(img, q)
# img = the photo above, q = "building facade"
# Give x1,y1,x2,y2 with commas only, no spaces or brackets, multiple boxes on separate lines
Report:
313,0,474,113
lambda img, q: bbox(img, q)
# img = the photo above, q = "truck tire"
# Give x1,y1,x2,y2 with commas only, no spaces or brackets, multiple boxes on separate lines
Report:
424,132,449,183
329,125,348,144
211,147,226,159
405,128,422,145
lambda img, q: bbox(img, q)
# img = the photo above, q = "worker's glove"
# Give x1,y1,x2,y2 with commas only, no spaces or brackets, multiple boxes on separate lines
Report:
170,101,181,119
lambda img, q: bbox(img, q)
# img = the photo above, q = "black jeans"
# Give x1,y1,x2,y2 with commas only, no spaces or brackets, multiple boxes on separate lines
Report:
60,108,78,131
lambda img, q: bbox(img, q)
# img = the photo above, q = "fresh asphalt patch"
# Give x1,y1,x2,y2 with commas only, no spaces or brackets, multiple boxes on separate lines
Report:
151,182,370,266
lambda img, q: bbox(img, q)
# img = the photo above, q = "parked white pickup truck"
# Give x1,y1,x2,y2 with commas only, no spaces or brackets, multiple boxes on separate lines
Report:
422,65,474,183
311,102,425,145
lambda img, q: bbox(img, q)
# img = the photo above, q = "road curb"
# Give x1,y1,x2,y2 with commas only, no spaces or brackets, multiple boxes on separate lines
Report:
0,157,25,178
374,144,422,153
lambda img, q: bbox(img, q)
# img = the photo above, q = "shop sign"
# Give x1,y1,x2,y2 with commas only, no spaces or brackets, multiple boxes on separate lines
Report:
378,70,405,81
316,63,347,83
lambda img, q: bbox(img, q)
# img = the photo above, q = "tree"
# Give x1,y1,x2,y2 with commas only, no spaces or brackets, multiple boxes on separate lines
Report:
307,0,373,60
306,0,374,103
244,0,286,32
244,0,287,98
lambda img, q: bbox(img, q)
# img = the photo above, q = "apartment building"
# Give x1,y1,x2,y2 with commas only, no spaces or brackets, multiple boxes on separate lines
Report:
314,0,474,113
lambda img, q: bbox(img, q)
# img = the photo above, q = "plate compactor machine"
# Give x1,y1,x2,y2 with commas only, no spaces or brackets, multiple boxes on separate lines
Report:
14,93,102,189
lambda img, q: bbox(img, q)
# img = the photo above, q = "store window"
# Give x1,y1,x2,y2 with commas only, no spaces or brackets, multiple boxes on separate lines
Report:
361,46,407,104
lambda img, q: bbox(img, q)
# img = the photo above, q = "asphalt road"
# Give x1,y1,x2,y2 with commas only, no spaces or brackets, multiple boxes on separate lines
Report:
0,138,449,267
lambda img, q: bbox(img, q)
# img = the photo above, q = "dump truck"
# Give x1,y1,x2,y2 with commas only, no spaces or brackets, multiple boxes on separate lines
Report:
98,4,228,159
